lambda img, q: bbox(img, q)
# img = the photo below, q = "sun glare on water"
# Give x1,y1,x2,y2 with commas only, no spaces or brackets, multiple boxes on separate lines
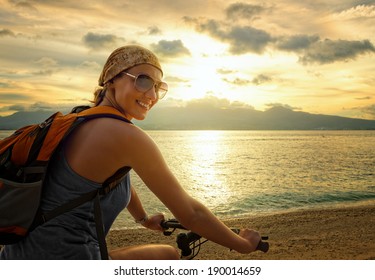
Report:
187,131,233,205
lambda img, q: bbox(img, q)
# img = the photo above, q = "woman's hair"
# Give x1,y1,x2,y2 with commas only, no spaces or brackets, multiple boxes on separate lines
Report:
92,45,162,106
92,87,106,106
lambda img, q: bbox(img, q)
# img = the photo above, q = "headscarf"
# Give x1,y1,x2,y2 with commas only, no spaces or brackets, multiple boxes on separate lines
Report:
98,45,163,86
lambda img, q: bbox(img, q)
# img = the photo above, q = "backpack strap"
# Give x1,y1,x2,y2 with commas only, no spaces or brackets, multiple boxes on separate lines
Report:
95,166,132,260
102,166,131,193
93,191,108,259
77,106,132,124
36,106,132,163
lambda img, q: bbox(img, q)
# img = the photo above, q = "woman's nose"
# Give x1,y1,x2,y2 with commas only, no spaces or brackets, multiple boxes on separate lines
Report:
144,86,158,101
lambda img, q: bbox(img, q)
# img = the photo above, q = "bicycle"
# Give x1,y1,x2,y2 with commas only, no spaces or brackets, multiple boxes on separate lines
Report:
160,218,269,259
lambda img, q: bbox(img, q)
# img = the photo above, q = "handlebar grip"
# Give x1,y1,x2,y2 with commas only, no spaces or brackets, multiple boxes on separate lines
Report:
160,219,186,230
232,229,269,253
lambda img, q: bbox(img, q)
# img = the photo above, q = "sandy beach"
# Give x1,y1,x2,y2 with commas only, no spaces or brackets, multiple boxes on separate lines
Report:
107,203,375,260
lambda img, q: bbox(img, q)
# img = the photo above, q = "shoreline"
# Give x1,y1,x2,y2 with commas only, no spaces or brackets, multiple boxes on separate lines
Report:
107,203,375,260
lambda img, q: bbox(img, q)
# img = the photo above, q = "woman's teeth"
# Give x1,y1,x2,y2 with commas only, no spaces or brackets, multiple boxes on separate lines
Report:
137,100,150,109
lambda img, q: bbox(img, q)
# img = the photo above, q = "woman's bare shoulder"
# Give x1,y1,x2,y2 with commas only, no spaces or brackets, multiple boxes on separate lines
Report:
87,117,158,153
65,117,158,179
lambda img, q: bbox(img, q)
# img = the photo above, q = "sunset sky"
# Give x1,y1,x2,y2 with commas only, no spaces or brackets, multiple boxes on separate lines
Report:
0,0,374,119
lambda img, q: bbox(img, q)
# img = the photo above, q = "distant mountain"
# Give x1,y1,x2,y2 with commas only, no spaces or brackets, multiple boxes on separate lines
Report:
1,106,374,130
0,110,57,130
134,105,375,130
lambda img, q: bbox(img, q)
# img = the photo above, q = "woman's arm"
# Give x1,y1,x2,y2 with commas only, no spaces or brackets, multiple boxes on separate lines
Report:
123,127,261,254
126,186,147,223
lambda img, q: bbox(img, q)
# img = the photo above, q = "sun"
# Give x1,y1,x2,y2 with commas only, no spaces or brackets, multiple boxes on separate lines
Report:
169,53,236,100
166,34,230,101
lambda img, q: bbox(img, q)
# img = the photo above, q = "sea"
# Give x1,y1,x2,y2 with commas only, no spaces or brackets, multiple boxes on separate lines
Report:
1,130,374,229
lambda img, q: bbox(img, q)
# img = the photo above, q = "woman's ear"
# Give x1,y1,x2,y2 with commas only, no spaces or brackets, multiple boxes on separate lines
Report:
107,79,115,90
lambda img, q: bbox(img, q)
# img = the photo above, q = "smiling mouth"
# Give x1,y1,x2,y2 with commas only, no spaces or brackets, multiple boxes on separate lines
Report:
137,100,151,110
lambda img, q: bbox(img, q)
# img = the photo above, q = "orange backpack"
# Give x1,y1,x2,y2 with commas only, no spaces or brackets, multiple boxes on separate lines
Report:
0,106,132,259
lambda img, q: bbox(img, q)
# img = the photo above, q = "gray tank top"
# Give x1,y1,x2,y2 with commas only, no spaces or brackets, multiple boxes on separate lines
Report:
0,146,131,259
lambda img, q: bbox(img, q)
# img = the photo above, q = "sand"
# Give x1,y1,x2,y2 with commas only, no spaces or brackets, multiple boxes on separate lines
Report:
106,203,375,260
1,203,373,260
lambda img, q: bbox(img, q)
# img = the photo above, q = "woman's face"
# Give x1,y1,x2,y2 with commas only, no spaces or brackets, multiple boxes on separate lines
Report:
109,64,163,120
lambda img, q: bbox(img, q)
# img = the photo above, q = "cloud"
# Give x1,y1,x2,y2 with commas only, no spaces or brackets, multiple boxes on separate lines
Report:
184,17,223,37
361,103,375,118
165,76,189,83
230,100,255,109
300,39,375,64
31,57,59,76
0,93,31,100
185,95,254,110
223,77,251,86
148,26,162,35
184,3,375,63
34,57,58,67
276,35,375,64
265,103,301,111
31,69,55,76
277,34,320,51
355,96,372,100
11,0,38,12
8,104,27,111
227,26,273,54
0,104,27,112
151,40,191,57
217,68,236,75
225,2,267,21
186,95,230,108
185,17,273,54
332,4,375,20
252,74,272,85
195,17,374,62
79,60,101,69
0,82,11,88
82,32,125,50
222,73,272,86
0,29,16,37
11,0,87,10
1,101,76,113
28,101,57,111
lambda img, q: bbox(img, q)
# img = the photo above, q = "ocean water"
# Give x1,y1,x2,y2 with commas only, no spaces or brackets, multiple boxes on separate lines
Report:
1,130,375,229
113,130,375,229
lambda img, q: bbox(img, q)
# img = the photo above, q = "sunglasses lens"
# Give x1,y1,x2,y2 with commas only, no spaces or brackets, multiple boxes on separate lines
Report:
132,73,168,99
157,82,168,99
135,74,154,92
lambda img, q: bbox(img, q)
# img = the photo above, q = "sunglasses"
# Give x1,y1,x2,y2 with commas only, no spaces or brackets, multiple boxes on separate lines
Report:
122,72,168,99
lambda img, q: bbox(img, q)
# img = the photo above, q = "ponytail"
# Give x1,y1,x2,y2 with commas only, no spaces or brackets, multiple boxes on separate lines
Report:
92,86,106,106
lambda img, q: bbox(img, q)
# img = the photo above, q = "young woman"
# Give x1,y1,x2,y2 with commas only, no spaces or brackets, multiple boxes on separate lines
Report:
0,45,261,259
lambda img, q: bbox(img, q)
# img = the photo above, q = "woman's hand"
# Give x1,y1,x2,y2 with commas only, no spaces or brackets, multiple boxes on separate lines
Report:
142,213,165,231
237,229,261,253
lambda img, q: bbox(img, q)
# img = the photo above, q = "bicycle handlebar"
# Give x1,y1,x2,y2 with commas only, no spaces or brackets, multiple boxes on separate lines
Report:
161,219,269,258
161,219,186,230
